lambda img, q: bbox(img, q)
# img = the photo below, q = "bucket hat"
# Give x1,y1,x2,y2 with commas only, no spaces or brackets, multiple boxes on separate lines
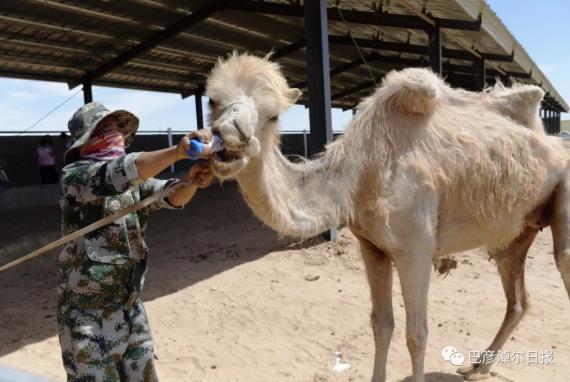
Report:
66,102,139,154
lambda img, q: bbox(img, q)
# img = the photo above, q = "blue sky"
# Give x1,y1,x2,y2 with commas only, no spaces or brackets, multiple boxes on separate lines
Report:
0,1,567,135
486,0,569,119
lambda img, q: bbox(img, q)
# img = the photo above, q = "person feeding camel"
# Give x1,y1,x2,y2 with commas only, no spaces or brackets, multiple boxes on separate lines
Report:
57,102,214,382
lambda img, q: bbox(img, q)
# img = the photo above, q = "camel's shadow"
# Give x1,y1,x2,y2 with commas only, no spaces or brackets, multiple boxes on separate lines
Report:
398,372,465,382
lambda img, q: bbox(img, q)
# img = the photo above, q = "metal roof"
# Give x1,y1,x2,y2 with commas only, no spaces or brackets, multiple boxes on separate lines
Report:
0,0,567,111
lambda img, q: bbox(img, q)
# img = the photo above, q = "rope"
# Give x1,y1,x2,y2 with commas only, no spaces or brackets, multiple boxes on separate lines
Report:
336,7,377,85
420,33,435,68
17,88,83,136
0,180,190,272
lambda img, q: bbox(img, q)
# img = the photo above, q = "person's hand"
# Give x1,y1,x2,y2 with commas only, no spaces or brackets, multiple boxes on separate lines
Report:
176,130,213,159
185,161,214,188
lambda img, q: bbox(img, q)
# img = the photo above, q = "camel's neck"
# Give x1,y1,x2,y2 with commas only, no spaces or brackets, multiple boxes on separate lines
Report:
235,140,357,238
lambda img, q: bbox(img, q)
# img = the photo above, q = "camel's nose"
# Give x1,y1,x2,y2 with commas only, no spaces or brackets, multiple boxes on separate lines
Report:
214,101,257,143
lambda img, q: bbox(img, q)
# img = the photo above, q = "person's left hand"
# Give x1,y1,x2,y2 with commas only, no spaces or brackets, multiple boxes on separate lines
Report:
185,161,214,188
176,130,213,159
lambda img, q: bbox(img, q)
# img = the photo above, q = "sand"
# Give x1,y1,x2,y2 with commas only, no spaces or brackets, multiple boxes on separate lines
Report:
0,182,569,382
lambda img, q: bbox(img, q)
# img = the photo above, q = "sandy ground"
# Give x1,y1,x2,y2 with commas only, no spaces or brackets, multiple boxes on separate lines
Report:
0,182,569,382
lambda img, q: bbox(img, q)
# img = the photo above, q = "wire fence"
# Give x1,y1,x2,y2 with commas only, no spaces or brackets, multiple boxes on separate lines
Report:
0,129,346,163
0,129,344,135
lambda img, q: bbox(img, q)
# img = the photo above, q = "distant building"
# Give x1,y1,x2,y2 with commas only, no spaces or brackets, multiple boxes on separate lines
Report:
562,120,570,132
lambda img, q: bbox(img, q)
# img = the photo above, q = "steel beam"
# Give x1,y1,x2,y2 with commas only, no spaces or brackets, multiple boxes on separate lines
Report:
332,81,376,100
329,35,427,55
195,90,204,130
330,56,366,77
300,54,521,96
315,60,526,103
293,52,416,89
329,35,513,62
227,1,481,31
72,0,227,88
271,38,305,60
482,51,514,62
304,0,335,240
369,53,421,67
293,54,366,89
486,69,529,79
546,109,552,134
428,26,442,74
505,70,531,79
304,0,334,154
438,13,482,31
547,109,552,134
83,79,93,104
474,59,486,91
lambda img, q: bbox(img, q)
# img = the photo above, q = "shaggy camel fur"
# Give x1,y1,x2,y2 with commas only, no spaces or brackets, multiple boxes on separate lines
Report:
204,53,570,382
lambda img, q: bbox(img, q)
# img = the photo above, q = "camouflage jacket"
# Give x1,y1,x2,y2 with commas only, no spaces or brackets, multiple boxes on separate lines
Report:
58,152,180,311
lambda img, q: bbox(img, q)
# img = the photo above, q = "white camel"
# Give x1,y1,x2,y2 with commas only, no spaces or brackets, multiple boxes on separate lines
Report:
203,53,570,382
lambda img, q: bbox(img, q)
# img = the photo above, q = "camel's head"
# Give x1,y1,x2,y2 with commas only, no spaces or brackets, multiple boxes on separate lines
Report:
205,52,301,178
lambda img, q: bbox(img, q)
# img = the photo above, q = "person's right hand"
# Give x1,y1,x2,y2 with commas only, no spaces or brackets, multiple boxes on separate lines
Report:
176,130,213,159
185,161,214,188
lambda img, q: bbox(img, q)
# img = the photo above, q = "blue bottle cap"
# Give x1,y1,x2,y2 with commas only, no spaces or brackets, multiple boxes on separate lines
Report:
187,139,205,159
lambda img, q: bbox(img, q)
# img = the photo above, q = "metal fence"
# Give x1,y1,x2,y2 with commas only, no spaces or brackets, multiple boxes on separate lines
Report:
0,129,345,187
0,128,346,160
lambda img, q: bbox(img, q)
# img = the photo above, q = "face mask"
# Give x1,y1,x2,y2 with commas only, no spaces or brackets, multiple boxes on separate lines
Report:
80,130,125,161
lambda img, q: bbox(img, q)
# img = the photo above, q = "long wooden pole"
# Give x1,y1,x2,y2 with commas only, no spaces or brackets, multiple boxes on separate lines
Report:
0,181,188,273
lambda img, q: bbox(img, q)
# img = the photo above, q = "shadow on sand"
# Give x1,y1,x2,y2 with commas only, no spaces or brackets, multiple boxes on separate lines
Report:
0,182,324,358
398,372,466,382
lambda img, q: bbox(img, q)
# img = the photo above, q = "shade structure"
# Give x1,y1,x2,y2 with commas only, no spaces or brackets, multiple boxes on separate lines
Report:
0,0,566,112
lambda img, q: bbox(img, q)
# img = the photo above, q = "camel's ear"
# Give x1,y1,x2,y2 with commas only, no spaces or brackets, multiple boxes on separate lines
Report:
382,69,440,115
287,88,302,104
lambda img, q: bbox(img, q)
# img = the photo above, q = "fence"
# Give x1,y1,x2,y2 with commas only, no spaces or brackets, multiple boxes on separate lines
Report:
0,130,344,188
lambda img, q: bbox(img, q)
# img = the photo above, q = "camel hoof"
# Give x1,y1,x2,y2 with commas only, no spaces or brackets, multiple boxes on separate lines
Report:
456,364,476,375
465,371,491,381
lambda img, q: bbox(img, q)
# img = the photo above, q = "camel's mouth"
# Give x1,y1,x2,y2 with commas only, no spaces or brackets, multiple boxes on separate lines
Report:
213,148,244,163
210,148,248,178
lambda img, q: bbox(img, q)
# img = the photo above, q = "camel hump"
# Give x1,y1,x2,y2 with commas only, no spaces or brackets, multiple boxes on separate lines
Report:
381,68,442,115
487,84,545,131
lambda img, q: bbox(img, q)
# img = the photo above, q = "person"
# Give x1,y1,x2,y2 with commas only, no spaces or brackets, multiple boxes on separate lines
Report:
36,135,58,184
57,102,214,382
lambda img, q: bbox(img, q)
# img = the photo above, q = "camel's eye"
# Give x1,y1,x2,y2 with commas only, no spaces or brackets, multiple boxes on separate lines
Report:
208,99,217,108
269,116,278,122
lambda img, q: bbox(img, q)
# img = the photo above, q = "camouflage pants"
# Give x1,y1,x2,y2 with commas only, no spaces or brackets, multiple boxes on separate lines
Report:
58,299,158,382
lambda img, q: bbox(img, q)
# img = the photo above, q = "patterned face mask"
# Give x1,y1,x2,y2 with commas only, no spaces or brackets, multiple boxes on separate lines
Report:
79,130,126,161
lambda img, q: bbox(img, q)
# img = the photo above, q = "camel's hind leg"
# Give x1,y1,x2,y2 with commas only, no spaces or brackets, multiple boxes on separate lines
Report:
550,176,570,297
458,226,538,381
357,237,394,382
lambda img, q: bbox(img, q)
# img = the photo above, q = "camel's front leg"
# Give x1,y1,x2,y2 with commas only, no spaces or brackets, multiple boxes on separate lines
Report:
394,253,433,382
551,175,570,297
458,226,538,381
358,237,394,382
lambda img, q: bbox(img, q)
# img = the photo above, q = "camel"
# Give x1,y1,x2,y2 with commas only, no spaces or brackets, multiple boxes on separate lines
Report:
203,53,570,382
